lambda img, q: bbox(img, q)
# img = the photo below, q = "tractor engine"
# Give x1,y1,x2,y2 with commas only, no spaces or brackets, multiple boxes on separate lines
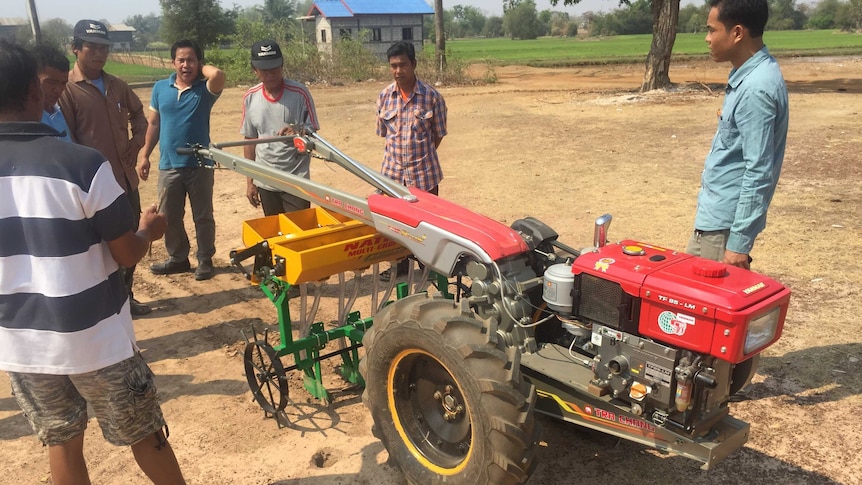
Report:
525,219,790,437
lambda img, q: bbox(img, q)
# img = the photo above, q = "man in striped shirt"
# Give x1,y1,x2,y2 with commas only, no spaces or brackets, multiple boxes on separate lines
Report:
0,41,185,484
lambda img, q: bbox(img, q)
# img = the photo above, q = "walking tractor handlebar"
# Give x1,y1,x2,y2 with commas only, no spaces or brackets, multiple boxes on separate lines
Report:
179,132,791,483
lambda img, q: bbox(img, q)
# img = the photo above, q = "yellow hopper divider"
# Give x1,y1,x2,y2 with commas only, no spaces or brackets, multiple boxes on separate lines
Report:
241,207,411,285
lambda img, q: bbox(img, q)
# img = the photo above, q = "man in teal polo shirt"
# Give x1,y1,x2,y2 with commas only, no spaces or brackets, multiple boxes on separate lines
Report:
138,39,225,281
686,0,789,271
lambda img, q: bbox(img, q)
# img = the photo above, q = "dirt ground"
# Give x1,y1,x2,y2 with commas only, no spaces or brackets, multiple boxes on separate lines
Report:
2,55,861,485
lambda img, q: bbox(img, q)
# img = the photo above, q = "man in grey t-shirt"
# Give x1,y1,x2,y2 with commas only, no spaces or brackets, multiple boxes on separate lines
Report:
240,39,320,216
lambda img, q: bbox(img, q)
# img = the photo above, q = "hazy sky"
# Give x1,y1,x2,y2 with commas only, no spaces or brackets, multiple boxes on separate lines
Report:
6,0,627,25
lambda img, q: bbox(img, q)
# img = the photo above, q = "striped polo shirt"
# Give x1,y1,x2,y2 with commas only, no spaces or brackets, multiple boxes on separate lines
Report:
0,122,136,375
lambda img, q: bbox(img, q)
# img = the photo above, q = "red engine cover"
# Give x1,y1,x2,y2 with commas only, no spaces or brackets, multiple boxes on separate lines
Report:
572,240,790,363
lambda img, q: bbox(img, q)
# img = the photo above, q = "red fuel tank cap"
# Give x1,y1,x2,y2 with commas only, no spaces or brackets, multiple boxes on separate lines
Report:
692,260,727,278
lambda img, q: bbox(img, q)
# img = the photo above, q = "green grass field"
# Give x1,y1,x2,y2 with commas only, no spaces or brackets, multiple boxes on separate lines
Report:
439,30,862,66
66,55,173,83
103,62,173,83
105,30,862,84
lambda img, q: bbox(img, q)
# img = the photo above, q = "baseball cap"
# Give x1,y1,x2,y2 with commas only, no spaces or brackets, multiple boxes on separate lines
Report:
74,20,112,45
251,40,283,70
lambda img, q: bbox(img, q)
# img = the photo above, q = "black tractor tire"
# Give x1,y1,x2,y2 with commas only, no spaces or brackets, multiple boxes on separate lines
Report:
360,293,538,485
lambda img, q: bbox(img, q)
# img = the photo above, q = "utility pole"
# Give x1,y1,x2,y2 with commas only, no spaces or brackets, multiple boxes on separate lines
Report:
26,0,42,44
434,0,445,76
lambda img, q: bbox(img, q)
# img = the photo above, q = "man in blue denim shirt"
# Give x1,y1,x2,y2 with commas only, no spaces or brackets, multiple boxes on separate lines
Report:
686,0,788,270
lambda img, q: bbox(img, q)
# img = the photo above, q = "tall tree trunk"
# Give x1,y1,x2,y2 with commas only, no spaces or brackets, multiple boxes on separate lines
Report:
434,0,445,76
27,0,42,45
641,0,680,92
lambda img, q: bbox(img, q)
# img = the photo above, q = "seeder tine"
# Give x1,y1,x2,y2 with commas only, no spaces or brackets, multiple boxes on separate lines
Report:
242,322,260,344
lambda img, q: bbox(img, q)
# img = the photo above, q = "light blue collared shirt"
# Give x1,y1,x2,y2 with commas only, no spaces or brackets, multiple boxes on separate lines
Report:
694,46,789,254
41,105,73,143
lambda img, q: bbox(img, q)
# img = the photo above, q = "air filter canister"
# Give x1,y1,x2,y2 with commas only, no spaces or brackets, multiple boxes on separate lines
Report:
543,263,575,314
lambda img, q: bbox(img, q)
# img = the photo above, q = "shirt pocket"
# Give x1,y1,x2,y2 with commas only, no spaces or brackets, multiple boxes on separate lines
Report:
380,109,398,136
411,109,433,141
717,115,739,149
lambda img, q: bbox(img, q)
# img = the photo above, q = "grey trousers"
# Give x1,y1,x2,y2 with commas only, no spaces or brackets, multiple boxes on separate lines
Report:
157,167,216,264
685,229,730,262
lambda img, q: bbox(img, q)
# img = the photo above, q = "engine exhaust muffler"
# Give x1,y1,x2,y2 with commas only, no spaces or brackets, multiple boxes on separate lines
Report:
593,214,613,248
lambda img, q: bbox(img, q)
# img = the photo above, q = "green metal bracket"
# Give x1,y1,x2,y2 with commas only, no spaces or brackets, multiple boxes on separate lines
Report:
253,270,454,404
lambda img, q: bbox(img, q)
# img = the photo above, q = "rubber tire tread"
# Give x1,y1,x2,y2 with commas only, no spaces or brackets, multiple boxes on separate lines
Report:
360,293,539,485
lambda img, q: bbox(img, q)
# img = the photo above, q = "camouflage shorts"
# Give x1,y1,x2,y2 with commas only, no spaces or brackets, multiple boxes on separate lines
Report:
8,353,166,446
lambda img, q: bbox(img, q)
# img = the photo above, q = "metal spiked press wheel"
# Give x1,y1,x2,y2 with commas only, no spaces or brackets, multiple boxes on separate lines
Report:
243,330,288,415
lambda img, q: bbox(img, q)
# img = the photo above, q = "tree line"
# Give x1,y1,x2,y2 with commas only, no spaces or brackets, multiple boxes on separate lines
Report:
17,0,860,52
434,0,861,40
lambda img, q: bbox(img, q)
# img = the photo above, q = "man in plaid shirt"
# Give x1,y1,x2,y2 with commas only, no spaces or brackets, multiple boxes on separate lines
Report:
377,41,448,194
376,41,448,280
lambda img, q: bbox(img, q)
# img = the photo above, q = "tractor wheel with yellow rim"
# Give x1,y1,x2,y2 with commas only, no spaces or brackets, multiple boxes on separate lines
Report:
360,293,538,484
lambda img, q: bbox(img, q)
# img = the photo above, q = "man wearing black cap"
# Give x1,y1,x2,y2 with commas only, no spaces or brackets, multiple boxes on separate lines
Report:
241,39,319,216
59,19,152,315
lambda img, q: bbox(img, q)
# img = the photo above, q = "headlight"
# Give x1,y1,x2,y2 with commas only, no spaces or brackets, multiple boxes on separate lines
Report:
744,306,781,354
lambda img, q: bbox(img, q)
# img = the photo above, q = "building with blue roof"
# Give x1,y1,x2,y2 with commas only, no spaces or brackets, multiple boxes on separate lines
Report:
306,0,434,58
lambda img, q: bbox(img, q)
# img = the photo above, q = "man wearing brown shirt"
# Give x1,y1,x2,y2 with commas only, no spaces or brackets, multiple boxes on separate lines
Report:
59,20,151,316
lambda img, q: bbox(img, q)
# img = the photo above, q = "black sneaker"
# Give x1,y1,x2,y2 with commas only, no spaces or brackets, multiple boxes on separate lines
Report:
129,298,151,316
195,260,215,281
151,259,191,275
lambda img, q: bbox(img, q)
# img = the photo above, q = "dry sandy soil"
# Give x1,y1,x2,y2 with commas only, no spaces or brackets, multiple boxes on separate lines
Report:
2,56,861,485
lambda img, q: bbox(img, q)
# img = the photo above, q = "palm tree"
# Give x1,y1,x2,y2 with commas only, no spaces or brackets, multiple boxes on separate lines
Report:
256,0,297,23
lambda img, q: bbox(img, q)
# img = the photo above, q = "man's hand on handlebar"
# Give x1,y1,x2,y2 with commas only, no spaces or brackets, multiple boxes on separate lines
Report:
277,125,297,137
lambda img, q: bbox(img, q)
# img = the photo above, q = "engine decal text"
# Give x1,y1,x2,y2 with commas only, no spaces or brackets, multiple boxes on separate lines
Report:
742,281,766,295
656,294,697,310
645,361,672,385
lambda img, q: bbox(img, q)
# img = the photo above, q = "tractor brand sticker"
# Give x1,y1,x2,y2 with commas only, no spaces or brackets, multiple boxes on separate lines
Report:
593,407,617,422
657,311,696,336
590,407,656,432
384,226,427,244
645,361,672,386
594,258,615,273
328,197,365,217
742,281,767,295
397,229,427,244
344,236,400,258
618,415,656,432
